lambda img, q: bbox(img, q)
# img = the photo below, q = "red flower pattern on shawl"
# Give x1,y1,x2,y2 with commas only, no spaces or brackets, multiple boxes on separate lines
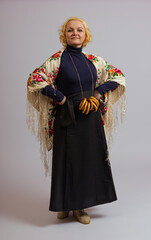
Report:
105,62,125,78
88,54,95,60
33,74,43,82
49,51,62,61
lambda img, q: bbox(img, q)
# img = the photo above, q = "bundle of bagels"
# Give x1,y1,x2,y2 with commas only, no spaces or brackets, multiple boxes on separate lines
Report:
79,96,100,115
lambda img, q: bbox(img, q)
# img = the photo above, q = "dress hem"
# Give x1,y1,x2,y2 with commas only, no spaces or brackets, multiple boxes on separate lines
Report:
49,197,117,212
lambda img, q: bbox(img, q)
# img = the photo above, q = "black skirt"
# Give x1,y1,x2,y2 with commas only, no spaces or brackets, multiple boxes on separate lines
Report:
49,91,117,212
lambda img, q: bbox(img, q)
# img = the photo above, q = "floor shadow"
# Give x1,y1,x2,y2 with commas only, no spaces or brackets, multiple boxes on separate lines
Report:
0,187,57,227
0,187,107,227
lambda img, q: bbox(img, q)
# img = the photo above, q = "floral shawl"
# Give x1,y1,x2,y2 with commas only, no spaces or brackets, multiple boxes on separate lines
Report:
27,48,126,176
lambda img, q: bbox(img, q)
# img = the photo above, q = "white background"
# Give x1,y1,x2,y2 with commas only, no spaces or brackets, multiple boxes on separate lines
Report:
0,0,151,239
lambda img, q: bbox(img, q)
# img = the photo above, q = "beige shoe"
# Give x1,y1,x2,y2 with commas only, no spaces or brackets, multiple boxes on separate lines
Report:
57,211,69,219
73,209,90,224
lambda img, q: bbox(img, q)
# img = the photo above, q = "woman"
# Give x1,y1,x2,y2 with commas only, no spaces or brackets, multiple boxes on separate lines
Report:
27,17,126,224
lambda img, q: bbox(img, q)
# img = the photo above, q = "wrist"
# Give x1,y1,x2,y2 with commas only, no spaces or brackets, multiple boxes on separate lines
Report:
94,89,102,100
58,96,66,105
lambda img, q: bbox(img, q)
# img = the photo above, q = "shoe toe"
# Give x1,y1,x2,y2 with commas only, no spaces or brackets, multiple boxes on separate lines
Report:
80,215,90,224
57,211,69,219
73,210,90,224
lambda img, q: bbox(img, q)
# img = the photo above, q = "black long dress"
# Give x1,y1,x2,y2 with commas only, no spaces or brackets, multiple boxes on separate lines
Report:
48,45,117,212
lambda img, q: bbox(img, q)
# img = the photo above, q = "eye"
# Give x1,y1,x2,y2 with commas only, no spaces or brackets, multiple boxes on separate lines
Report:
78,29,83,32
67,29,73,32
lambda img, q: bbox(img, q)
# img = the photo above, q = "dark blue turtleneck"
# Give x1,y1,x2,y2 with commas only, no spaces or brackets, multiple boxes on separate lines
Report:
41,45,118,102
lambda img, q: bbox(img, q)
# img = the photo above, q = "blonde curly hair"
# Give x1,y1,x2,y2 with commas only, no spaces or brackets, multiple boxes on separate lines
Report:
59,17,92,48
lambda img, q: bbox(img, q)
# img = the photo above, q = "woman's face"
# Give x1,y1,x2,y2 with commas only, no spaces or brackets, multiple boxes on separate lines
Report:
65,20,86,48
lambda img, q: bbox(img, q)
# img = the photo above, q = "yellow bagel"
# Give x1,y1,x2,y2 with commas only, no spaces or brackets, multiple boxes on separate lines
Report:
85,101,91,115
81,100,88,114
79,98,87,110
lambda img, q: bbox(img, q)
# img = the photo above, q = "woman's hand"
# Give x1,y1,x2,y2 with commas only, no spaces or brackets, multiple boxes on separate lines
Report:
58,96,66,105
94,89,103,100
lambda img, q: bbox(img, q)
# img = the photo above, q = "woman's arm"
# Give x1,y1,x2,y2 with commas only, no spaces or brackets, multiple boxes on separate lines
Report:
94,81,119,100
41,85,65,104
27,59,66,105
96,81,119,95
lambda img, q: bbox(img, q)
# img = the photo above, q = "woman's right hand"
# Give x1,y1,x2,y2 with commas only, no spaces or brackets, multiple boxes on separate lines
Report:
58,96,66,105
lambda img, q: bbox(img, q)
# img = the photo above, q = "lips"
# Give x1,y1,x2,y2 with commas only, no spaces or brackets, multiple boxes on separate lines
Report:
71,37,79,39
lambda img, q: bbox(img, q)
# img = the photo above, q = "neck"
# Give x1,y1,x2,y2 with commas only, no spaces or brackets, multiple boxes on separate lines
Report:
66,44,82,53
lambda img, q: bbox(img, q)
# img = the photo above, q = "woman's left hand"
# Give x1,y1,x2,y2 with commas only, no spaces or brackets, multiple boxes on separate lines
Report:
94,89,103,100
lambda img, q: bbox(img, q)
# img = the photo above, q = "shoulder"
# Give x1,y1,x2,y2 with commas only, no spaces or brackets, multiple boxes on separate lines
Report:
42,48,64,73
46,48,64,63
82,50,106,69
82,50,106,64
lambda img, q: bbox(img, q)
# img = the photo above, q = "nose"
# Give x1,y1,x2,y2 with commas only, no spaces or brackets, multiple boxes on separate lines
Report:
72,30,78,35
